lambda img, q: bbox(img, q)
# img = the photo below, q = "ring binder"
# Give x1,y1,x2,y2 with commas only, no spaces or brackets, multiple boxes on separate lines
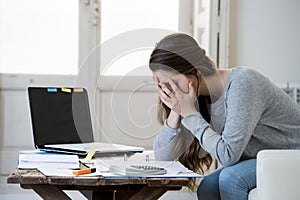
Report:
126,165,167,175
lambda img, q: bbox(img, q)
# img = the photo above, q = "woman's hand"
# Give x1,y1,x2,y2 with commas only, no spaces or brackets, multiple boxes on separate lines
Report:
154,76,181,114
153,76,181,128
166,79,198,118
154,75,198,118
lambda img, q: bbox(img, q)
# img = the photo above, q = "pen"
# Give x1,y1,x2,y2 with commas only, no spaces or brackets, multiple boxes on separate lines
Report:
79,160,91,168
72,168,96,175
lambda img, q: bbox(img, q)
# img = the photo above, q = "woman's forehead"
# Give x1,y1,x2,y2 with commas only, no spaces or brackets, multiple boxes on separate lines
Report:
153,70,182,80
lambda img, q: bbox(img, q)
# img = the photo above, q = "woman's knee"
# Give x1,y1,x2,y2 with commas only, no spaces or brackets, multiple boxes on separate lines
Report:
218,159,257,200
197,168,222,200
219,159,256,187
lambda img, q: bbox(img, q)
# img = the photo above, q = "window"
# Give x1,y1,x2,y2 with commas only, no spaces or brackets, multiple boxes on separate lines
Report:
0,0,79,75
100,0,180,76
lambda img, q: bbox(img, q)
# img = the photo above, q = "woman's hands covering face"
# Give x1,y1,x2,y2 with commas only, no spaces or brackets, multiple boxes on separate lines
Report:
153,74,198,118
154,76,181,114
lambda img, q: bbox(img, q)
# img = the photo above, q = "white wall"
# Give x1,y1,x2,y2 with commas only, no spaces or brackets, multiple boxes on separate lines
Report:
0,90,32,174
229,0,300,83
97,76,161,149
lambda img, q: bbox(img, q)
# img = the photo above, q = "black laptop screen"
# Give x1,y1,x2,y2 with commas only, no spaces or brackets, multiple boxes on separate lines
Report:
28,87,94,146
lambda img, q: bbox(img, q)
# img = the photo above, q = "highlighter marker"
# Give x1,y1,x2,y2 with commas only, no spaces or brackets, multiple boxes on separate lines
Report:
72,168,96,175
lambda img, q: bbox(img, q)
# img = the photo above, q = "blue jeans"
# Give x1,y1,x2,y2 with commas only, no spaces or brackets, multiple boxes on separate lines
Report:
197,159,256,200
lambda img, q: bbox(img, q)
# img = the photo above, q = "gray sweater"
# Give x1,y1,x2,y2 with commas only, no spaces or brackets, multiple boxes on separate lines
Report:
153,67,300,166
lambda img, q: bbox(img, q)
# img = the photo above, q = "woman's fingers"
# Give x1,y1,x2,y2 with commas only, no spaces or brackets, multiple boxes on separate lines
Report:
158,82,180,113
153,76,174,97
159,82,176,98
188,81,195,96
153,76,159,85
166,79,183,98
152,74,181,114
159,89,173,108
158,86,170,100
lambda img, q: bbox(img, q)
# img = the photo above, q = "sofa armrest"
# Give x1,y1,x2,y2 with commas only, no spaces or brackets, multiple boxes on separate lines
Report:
257,150,300,200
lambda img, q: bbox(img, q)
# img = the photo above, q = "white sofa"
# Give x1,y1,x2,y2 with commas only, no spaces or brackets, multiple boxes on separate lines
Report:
249,150,300,200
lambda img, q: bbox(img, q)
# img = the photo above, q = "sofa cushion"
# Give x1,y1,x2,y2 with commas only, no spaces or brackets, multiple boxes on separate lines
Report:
248,188,257,200
257,150,300,200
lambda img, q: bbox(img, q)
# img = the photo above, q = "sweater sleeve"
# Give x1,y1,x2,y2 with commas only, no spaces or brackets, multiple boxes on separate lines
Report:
182,75,265,166
153,120,180,160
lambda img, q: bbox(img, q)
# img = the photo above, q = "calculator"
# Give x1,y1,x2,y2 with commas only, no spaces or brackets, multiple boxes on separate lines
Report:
126,165,167,176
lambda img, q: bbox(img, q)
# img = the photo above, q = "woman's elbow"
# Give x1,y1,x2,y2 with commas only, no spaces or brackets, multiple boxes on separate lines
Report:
154,149,173,161
218,156,240,167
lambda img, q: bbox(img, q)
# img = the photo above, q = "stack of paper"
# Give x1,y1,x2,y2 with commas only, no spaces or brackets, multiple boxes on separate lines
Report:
95,159,205,178
18,153,79,169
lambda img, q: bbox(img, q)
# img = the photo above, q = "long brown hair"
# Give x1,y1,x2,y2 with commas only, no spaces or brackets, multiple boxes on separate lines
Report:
149,33,215,190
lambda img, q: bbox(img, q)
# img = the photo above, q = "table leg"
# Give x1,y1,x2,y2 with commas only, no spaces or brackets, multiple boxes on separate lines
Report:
90,186,181,200
92,191,115,200
126,186,170,200
80,190,93,199
29,185,71,200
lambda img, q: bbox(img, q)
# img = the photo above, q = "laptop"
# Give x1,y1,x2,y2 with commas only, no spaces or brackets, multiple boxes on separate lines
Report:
27,87,144,156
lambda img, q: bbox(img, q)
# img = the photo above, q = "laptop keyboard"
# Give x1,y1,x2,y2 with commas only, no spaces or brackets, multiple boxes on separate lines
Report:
45,142,144,152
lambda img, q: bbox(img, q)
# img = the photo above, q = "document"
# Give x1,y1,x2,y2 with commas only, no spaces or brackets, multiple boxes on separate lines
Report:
18,153,79,169
17,150,204,178
95,159,205,178
38,167,102,177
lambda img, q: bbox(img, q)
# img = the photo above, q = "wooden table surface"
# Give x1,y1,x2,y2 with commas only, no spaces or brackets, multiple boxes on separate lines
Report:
7,169,190,200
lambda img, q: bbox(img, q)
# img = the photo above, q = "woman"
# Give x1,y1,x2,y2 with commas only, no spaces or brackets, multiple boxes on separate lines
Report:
149,33,300,200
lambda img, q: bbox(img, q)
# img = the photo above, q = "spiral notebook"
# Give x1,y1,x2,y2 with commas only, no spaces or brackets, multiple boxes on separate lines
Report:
27,87,144,156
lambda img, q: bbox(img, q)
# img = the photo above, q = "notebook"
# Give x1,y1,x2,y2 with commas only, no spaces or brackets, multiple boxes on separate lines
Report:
27,87,144,156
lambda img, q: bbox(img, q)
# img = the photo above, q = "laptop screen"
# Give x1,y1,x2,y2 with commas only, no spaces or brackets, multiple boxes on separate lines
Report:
28,87,94,147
